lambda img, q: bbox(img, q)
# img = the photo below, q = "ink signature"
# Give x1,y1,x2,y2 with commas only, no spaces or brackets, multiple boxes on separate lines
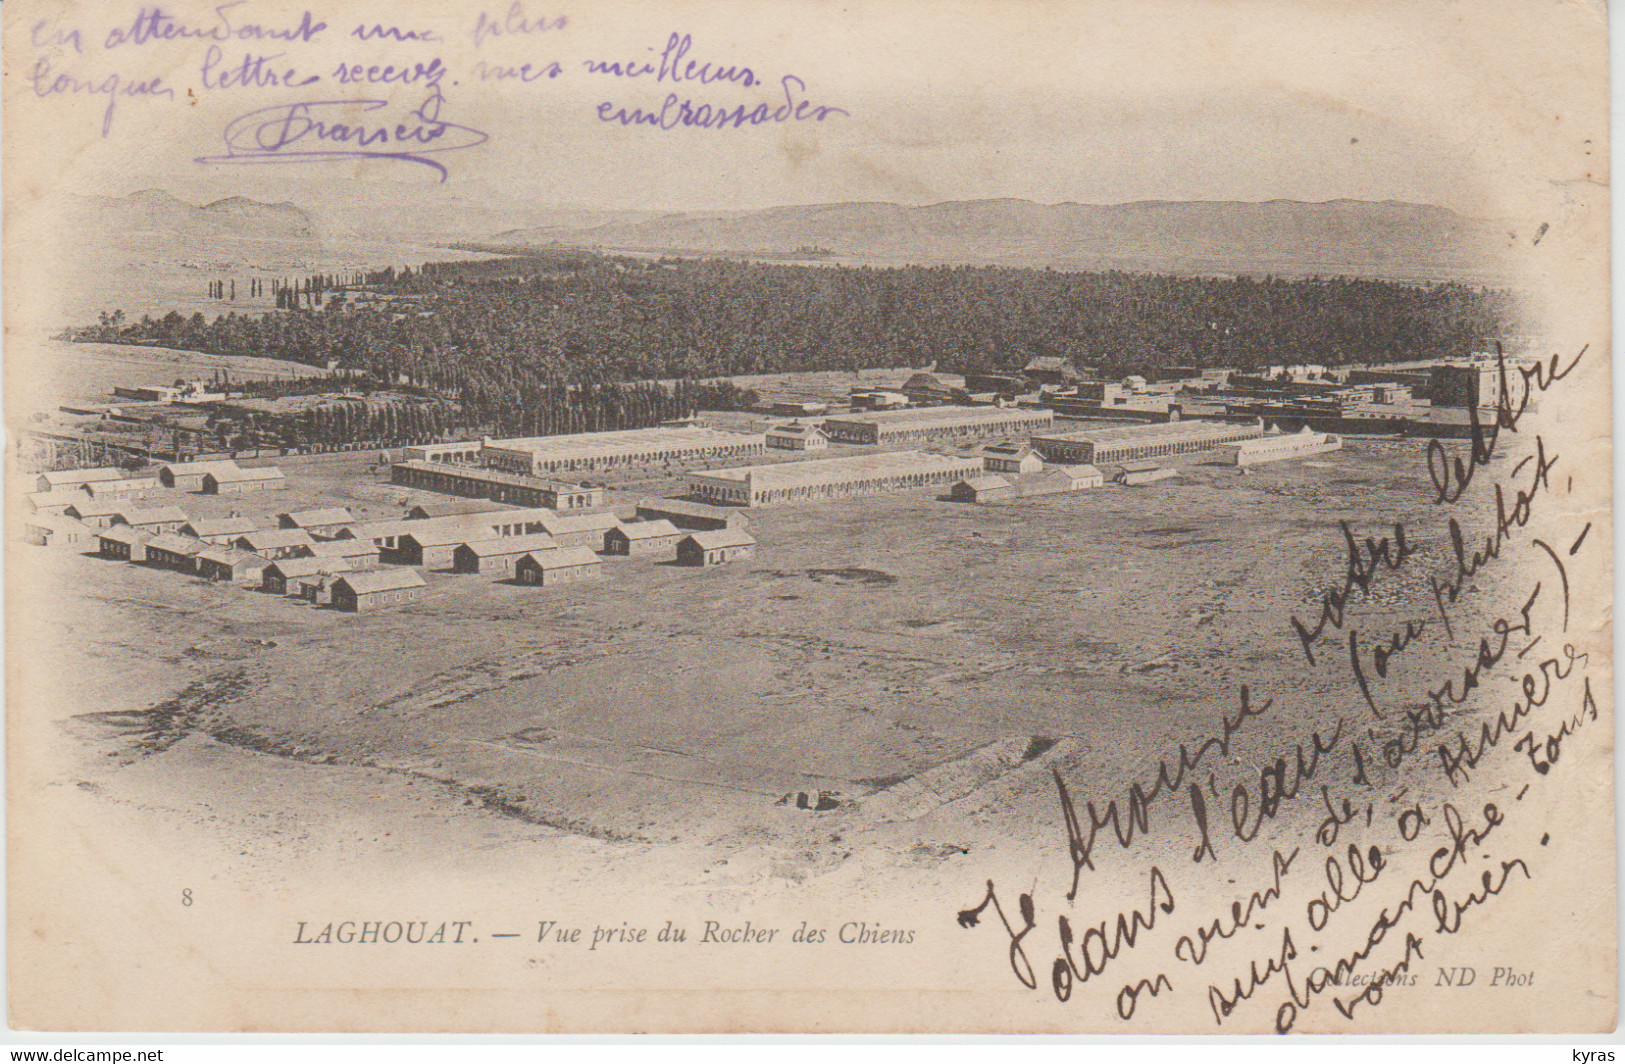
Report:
195,88,486,181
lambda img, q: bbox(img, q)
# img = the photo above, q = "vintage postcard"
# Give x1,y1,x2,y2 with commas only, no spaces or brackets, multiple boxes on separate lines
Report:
3,0,1613,1034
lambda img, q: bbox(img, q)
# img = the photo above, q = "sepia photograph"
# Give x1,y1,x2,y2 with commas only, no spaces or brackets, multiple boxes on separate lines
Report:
3,0,1614,1035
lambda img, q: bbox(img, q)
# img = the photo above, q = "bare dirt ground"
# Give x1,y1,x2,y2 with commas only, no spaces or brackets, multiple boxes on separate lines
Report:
19,436,1469,890
8,338,327,421
13,417,1585,1034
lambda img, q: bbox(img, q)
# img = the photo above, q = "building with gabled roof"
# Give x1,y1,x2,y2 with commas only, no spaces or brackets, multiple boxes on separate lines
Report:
234,528,316,559
1115,460,1179,486
338,519,417,551
301,539,380,566
83,476,159,499
514,547,602,586
537,512,621,549
195,548,271,583
452,533,559,575
261,556,356,595
950,475,1017,503
97,527,155,562
113,505,189,534
331,569,427,612
979,441,1043,475
392,522,501,569
160,460,241,491
203,466,286,493
23,515,97,551
64,498,126,528
278,508,355,537
676,529,757,567
634,498,751,532
26,490,87,515
765,421,830,451
603,519,682,556
143,532,208,570
1047,463,1104,489
36,467,125,493
180,517,259,544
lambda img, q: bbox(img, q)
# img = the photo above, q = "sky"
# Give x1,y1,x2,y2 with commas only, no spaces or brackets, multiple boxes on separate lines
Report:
5,0,1607,228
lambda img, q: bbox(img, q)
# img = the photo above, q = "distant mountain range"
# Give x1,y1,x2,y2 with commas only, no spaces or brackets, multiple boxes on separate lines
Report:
67,190,1512,282
485,197,1510,282
75,189,313,238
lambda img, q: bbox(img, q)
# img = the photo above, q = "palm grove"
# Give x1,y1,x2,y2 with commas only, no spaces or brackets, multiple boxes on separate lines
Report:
63,252,1516,449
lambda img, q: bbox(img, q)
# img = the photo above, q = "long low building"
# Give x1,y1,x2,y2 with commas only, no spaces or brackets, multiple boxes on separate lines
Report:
603,519,682,556
115,506,189,534
143,533,207,570
37,467,125,493
685,450,983,507
481,426,766,475
235,528,315,559
515,547,602,586
204,466,286,493
98,528,154,561
406,499,512,520
279,508,356,537
1220,428,1344,467
331,570,427,612
24,515,97,551
181,517,258,544
538,512,621,548
634,498,751,531
196,548,271,583
263,557,356,595
305,539,381,567
27,490,87,515
677,529,757,566
451,533,559,575
391,460,604,511
822,406,1054,445
390,523,501,568
403,441,483,463
1030,419,1263,464
83,476,159,499
339,519,418,552
160,460,241,491
950,462,1104,504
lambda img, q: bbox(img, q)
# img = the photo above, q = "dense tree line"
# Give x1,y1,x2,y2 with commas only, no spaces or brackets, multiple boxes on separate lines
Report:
201,373,755,449
67,253,1516,408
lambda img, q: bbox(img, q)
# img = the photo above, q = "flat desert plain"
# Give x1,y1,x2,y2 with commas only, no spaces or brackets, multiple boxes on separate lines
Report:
17,435,1508,894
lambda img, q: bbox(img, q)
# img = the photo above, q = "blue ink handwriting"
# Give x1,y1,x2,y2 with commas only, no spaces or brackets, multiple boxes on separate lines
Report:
597,74,848,131
28,56,175,137
332,58,446,88
472,60,562,82
584,32,758,87
201,45,319,89
351,23,442,43
31,19,84,53
195,88,486,181
472,2,566,49
103,3,327,48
